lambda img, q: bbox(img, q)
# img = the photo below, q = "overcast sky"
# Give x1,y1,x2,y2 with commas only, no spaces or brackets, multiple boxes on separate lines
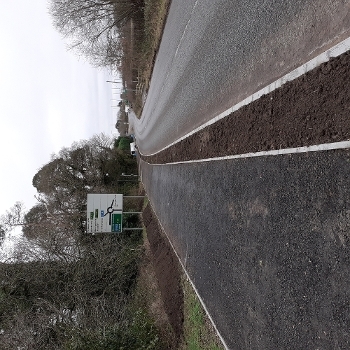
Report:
0,0,120,216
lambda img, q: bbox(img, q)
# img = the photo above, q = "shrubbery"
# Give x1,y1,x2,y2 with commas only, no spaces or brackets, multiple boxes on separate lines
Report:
0,232,161,349
115,136,133,151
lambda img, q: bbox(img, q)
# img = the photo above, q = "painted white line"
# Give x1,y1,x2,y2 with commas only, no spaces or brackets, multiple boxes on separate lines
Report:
140,36,350,157
142,192,230,350
174,0,200,57
147,141,350,166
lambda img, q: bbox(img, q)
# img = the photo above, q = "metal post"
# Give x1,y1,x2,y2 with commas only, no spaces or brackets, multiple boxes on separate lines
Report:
123,212,143,214
123,228,144,231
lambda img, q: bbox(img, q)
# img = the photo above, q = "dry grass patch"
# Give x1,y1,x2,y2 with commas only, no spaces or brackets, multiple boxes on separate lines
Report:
128,0,171,116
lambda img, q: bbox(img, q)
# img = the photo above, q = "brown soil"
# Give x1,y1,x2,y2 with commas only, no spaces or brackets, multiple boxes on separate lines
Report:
142,203,184,349
142,49,350,164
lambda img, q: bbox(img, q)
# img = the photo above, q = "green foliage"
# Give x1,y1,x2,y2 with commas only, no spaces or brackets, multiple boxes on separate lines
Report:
64,310,159,350
113,136,122,148
181,278,224,350
32,133,136,196
116,136,132,151
0,134,144,346
75,235,140,298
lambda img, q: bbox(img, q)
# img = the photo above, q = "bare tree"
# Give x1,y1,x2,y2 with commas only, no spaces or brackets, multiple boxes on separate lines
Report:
0,224,5,245
49,0,143,67
0,202,25,236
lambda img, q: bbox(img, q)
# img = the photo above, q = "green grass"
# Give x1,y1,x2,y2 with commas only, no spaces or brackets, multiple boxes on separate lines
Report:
181,277,224,350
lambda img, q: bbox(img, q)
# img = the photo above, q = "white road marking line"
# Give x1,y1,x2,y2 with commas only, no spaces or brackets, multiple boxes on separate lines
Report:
174,0,200,57
140,36,350,158
147,141,350,166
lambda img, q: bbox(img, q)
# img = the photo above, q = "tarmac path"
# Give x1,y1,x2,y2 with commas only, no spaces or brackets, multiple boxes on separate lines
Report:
140,150,350,349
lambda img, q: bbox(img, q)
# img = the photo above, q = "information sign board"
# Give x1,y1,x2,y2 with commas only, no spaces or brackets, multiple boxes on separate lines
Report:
87,194,123,233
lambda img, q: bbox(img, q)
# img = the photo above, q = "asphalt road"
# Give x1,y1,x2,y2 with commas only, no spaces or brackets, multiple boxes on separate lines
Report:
131,0,350,155
141,150,350,349
130,0,350,348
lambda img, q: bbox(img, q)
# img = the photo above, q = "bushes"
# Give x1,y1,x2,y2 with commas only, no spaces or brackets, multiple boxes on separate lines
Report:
0,232,161,350
114,136,132,151
66,310,159,350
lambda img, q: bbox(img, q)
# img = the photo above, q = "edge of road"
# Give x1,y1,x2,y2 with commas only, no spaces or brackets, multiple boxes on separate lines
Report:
138,36,350,159
141,178,230,350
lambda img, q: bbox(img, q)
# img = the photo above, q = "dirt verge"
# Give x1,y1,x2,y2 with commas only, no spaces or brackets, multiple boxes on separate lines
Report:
142,203,184,348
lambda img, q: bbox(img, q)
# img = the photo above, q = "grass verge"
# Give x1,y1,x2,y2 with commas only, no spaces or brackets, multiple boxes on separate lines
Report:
139,0,170,83
121,0,171,116
181,277,225,350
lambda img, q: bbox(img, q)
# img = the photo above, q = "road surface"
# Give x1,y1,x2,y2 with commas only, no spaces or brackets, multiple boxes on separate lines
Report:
141,150,350,349
129,0,350,348
131,0,350,155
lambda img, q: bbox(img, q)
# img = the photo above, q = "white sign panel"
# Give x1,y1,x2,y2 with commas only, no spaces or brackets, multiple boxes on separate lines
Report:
87,194,123,233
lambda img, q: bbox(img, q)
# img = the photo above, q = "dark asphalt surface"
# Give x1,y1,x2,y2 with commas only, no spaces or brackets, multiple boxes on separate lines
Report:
141,149,350,350
132,0,350,155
